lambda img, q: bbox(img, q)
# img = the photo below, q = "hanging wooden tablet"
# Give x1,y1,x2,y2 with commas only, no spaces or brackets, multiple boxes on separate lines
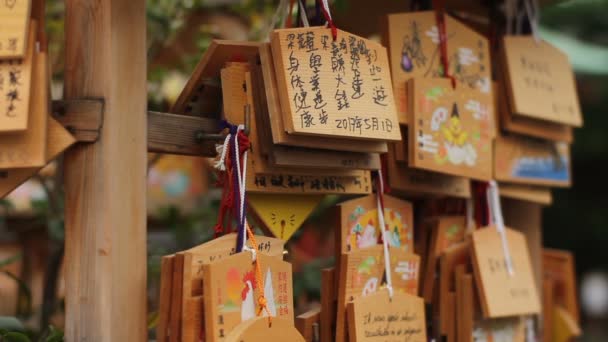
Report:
494,134,570,187
421,216,466,303
499,183,553,206
386,145,472,198
0,20,36,132
502,36,583,127
225,316,305,341
320,267,337,342
498,80,573,143
162,233,285,342
270,27,401,141
383,11,491,123
220,62,373,195
248,193,323,241
0,0,31,59
438,242,470,336
0,117,76,198
346,290,427,342
256,43,388,153
543,249,579,322
472,317,525,342
455,271,474,342
269,146,381,171
202,252,294,342
469,227,541,318
337,194,414,254
335,245,422,342
408,78,493,181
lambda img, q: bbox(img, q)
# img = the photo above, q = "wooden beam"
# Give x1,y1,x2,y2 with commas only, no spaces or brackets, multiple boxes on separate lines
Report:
63,0,147,340
51,99,221,157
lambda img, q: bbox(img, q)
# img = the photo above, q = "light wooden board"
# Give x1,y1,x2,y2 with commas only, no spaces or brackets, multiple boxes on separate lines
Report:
256,43,388,153
498,78,573,142
248,193,323,241
439,242,470,335
543,278,555,342
0,117,75,198
0,20,35,132
172,40,260,115
346,290,427,342
202,252,294,342
421,216,467,303
543,248,579,323
226,316,305,341
336,245,421,342
173,233,285,342
387,143,472,198
383,11,492,124
502,36,582,127
494,134,570,187
0,0,31,59
470,227,541,318
221,63,373,195
337,194,414,255
270,145,381,171
270,27,401,141
498,183,553,206
408,78,493,181
0,39,47,168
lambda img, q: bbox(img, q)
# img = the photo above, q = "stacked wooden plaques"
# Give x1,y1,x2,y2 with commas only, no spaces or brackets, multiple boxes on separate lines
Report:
156,233,304,342
381,11,496,198
173,26,407,198
493,35,582,195
0,1,76,198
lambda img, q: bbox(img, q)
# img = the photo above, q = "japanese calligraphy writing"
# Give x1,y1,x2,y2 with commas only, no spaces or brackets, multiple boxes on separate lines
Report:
272,27,401,141
0,0,30,58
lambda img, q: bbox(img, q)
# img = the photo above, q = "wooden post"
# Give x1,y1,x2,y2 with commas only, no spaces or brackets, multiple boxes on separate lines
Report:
63,0,147,340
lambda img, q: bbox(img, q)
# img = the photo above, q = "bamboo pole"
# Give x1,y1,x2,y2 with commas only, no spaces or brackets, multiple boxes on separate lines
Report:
63,0,147,340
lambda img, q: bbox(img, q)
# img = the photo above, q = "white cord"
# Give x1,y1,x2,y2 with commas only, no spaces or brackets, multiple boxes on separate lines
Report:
524,0,541,43
214,133,232,171
320,0,332,21
466,199,474,233
487,181,514,276
298,0,310,28
376,171,394,299
232,124,250,252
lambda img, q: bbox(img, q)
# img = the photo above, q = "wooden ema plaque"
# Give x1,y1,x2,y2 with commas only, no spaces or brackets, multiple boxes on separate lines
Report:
502,36,583,127
202,252,294,342
498,80,573,143
270,27,401,141
225,316,305,341
346,290,427,342
408,78,493,181
336,245,421,342
269,146,381,171
0,117,75,198
543,248,579,322
248,193,323,241
421,216,466,303
438,242,470,336
386,144,472,198
0,20,36,132
220,62,372,195
0,34,48,168
160,234,285,342
494,134,570,187
470,227,541,318
0,0,31,59
499,183,553,206
383,11,492,123
256,43,388,153
337,194,414,254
